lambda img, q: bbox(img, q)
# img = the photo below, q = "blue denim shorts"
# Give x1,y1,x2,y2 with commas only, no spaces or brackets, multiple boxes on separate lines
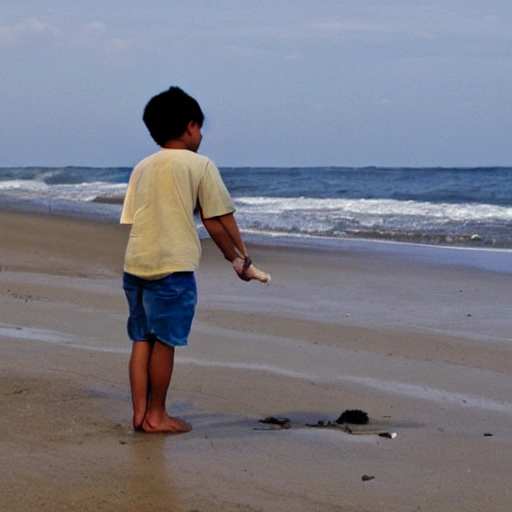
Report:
123,272,197,347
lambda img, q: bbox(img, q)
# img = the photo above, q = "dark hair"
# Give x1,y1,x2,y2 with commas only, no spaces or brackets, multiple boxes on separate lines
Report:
142,86,204,146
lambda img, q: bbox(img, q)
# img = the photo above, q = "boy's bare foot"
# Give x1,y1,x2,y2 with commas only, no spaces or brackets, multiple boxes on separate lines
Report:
142,414,192,434
133,401,149,431
133,414,146,432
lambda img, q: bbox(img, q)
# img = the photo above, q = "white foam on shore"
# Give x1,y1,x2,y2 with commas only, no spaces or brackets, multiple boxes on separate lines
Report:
177,357,310,379
3,323,512,415
177,357,512,415
0,324,128,353
0,324,73,343
343,376,512,414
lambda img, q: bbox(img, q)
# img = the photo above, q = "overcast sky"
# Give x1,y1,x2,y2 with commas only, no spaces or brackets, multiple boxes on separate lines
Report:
1,1,511,168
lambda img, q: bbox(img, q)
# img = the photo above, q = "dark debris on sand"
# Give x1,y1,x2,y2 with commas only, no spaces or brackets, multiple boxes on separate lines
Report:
257,409,397,438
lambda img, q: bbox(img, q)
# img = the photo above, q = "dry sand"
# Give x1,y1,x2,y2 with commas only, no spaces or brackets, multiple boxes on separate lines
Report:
1,210,512,512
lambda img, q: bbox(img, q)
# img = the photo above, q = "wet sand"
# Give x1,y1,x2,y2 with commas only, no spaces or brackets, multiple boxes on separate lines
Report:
1,210,512,512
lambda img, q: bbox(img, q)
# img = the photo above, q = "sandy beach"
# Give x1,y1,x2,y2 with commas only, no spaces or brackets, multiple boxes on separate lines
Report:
1,209,512,512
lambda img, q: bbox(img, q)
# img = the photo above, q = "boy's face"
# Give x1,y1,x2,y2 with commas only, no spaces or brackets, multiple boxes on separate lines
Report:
188,121,203,152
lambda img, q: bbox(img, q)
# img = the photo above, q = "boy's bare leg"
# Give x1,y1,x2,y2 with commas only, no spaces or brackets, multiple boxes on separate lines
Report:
129,340,153,430
142,340,192,434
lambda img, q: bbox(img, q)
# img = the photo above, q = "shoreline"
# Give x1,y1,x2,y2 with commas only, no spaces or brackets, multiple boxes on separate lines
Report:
3,187,512,252
2,200,511,270
1,209,512,511
243,230,512,275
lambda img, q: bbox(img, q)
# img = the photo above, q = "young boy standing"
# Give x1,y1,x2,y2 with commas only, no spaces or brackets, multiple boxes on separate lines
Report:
121,87,269,434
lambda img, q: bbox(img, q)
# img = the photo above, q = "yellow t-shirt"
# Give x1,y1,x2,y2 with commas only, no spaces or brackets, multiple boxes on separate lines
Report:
120,149,234,278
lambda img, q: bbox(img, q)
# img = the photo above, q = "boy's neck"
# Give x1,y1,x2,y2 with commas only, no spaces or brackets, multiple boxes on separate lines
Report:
161,121,202,153
162,140,189,150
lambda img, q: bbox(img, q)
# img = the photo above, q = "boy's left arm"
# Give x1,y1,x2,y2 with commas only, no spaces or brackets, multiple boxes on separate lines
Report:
201,212,271,284
216,212,249,259
200,212,251,281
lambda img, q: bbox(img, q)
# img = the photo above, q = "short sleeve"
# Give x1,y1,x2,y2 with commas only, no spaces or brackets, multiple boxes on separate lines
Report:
198,160,235,218
120,163,145,224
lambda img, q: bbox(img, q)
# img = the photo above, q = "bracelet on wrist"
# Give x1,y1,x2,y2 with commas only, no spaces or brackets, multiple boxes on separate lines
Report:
242,256,252,271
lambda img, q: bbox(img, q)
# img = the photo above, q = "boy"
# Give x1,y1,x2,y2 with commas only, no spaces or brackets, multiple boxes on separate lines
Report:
121,86,269,434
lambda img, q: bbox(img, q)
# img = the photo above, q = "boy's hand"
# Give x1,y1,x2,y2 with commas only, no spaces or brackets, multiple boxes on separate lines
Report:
232,256,252,281
232,256,271,284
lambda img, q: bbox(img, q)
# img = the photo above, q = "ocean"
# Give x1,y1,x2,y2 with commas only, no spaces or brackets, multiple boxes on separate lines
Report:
1,165,511,251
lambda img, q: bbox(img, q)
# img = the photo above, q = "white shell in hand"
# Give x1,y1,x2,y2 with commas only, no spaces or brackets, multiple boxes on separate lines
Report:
247,263,271,284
